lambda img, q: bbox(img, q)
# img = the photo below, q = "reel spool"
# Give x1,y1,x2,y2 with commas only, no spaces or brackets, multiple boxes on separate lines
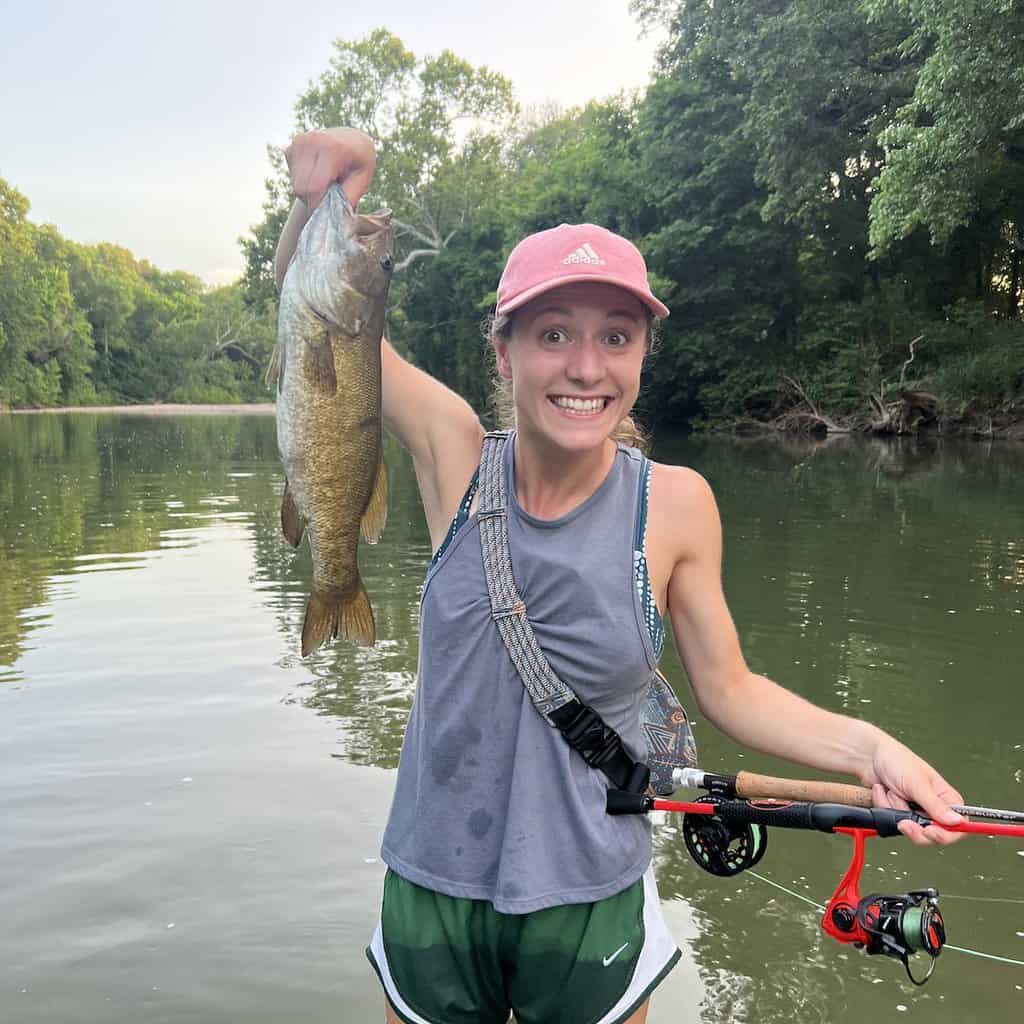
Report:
683,798,768,877
855,889,945,985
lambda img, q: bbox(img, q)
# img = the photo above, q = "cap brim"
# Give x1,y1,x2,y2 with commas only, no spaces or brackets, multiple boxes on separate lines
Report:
497,273,669,320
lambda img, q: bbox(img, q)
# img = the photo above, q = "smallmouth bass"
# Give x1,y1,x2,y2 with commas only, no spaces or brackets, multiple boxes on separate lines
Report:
274,184,394,653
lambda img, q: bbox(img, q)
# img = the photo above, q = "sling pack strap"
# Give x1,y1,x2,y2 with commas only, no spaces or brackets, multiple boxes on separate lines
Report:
477,430,651,795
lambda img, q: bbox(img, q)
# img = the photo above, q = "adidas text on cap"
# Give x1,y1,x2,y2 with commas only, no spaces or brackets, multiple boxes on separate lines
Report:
495,223,669,320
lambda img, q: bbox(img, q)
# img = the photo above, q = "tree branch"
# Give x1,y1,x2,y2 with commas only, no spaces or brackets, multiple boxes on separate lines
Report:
394,248,441,272
897,335,924,389
392,217,442,248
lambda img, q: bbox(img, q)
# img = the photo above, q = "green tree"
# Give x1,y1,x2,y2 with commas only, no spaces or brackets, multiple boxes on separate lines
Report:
241,28,517,310
396,97,651,419
636,35,802,424
0,181,95,407
153,284,277,403
864,0,1024,252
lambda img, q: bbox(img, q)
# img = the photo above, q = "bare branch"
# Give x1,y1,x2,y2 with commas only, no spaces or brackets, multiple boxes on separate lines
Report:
407,193,443,243
392,217,442,248
782,375,821,419
394,248,441,273
209,339,261,369
897,335,924,389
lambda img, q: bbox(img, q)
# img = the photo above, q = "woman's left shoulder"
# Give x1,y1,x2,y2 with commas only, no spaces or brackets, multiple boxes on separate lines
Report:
642,462,722,603
647,460,719,520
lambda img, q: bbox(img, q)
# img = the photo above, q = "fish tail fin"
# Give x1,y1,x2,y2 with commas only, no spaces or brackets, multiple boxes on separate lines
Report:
300,583,375,656
281,479,305,547
339,580,376,646
360,457,388,543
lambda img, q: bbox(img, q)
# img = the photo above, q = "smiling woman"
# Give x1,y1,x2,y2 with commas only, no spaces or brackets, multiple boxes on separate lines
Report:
488,223,665,456
488,282,656,454
274,128,969,1024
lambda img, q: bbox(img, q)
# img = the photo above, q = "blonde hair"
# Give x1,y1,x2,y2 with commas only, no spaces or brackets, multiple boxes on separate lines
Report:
485,312,655,453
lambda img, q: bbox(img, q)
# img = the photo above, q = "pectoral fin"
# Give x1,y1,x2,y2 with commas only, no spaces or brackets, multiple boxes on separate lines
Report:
360,457,388,544
281,479,305,547
303,332,338,394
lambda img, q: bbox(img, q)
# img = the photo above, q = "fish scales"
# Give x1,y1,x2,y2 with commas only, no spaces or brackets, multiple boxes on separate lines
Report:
274,184,394,654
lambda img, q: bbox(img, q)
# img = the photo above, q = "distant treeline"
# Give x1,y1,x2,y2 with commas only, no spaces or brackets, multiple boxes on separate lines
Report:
0,180,276,408
4,1,1023,432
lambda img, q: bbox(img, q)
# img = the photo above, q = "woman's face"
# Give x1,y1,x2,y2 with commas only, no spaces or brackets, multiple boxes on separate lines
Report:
493,282,648,453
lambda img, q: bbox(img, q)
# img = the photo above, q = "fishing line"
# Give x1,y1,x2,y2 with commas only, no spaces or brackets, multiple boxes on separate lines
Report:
743,867,1024,968
940,893,1024,905
943,945,1024,967
747,869,825,911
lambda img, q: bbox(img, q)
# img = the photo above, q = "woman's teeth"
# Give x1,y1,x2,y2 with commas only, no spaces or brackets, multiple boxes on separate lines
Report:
552,397,606,414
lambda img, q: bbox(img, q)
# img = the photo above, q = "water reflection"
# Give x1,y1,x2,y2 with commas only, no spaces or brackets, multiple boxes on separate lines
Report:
0,413,277,678
2,415,1023,1023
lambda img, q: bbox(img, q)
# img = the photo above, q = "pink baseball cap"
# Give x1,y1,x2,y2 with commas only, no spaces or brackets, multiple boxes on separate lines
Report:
495,223,669,319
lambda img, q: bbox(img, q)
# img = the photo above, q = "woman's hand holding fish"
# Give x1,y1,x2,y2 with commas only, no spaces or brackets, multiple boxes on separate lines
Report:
285,127,376,211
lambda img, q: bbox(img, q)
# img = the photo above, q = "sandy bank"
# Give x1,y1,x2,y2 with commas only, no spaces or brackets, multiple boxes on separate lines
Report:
6,403,275,416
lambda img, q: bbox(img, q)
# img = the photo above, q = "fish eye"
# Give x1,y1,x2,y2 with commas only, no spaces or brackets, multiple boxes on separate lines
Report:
380,253,394,273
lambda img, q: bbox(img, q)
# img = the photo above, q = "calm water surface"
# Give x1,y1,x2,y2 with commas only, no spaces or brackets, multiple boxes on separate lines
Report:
1,413,1022,1023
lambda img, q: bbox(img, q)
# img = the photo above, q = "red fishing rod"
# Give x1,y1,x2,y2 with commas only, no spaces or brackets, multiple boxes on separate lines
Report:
607,789,1024,985
673,766,1024,824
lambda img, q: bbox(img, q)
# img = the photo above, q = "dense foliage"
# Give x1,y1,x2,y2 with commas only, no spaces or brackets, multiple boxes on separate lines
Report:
3,6,1022,429
0,179,276,408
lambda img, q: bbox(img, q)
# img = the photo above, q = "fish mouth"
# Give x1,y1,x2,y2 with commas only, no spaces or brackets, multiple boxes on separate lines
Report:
355,210,392,238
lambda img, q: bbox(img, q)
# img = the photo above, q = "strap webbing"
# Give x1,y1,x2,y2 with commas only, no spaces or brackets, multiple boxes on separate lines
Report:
477,431,650,794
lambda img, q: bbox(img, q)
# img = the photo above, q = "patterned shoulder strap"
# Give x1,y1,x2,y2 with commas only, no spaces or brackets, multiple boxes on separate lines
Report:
477,431,651,795
477,432,576,718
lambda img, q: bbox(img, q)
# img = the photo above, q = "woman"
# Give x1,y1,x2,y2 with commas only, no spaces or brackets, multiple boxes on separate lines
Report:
277,129,964,1024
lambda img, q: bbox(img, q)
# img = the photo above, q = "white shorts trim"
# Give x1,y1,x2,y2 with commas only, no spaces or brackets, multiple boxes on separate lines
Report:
368,920,436,1024
596,865,680,1024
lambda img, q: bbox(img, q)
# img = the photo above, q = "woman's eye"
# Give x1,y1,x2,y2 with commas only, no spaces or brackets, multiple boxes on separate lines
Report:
543,329,566,344
606,331,629,347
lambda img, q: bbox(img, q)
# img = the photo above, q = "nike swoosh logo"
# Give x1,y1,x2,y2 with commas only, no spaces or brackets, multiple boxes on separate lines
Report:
602,942,629,967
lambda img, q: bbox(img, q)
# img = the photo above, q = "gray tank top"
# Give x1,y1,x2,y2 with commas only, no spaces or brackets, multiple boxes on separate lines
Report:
381,434,663,913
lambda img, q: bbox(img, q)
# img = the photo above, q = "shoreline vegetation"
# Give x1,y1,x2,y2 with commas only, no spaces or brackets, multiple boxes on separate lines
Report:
3,13,1022,435
3,399,1021,444
4,402,274,416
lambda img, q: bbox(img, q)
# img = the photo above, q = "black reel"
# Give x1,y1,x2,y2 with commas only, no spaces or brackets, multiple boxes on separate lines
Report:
683,798,768,877
856,889,945,986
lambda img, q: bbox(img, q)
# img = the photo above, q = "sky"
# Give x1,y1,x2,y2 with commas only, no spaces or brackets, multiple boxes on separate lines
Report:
1,1,665,286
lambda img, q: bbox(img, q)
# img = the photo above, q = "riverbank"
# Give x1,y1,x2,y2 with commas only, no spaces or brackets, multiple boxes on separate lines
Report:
721,392,1024,442
5,403,275,416
727,416,1024,441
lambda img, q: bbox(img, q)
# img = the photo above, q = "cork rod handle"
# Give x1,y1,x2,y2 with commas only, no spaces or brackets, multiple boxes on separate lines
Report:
734,770,874,807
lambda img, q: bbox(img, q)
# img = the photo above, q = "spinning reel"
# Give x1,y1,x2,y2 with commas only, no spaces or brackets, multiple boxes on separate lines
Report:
823,828,945,984
681,802,945,984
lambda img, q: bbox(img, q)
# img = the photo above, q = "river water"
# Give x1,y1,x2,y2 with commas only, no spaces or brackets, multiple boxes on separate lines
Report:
1,412,1021,1023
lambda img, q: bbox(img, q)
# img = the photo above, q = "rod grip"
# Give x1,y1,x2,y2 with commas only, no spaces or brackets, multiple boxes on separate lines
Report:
735,771,873,807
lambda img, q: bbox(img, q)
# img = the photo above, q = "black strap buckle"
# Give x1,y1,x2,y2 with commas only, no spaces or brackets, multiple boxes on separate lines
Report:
559,704,619,767
551,701,651,794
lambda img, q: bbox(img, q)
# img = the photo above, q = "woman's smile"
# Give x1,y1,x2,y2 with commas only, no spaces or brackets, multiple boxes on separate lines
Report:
548,394,614,417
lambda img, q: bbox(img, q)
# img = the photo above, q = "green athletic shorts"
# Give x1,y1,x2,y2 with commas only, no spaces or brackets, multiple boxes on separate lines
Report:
366,866,681,1024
